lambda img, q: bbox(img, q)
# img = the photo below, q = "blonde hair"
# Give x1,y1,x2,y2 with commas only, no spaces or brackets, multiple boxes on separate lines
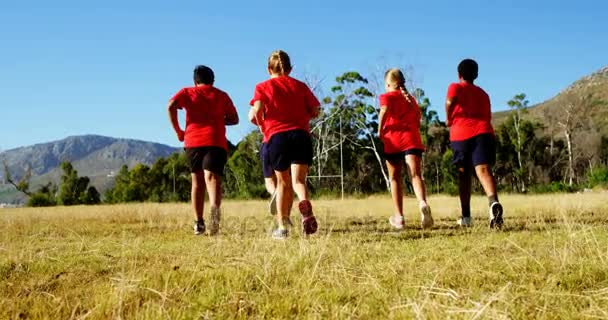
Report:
385,68,412,103
268,50,292,75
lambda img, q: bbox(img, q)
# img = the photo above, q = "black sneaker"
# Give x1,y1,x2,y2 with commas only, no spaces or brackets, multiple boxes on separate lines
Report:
489,202,504,229
194,219,206,235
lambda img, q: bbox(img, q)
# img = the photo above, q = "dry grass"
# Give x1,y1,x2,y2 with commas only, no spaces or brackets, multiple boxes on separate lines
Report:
1,193,608,319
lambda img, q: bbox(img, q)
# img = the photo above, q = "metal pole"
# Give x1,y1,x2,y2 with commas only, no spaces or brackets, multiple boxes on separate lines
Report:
318,126,321,188
340,116,344,200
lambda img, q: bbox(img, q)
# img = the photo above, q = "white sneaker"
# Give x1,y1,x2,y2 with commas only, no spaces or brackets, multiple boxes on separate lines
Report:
209,206,221,235
458,216,473,227
420,202,434,229
269,190,278,216
389,214,405,230
489,202,504,229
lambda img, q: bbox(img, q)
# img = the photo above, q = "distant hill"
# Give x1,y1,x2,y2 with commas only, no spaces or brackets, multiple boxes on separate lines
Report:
0,135,179,203
493,65,608,134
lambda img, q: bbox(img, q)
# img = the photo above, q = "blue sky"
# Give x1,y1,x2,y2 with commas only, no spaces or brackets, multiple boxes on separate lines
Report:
1,0,606,150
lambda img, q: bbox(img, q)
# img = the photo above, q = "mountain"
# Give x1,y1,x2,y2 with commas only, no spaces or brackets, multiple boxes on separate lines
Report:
0,135,179,203
493,65,608,134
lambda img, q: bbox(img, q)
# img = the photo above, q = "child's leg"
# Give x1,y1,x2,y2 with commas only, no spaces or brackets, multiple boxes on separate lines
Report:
458,167,472,217
291,164,309,202
472,134,499,205
475,165,497,196
275,170,294,227
191,172,206,220
405,154,427,204
264,176,277,196
386,160,404,216
204,170,222,209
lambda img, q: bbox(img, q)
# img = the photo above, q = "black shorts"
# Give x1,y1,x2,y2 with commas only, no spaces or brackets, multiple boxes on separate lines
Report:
451,133,496,169
260,142,273,178
384,149,424,165
267,129,313,172
184,146,227,175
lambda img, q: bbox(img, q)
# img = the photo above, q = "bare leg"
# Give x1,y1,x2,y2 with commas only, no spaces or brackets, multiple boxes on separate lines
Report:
275,170,293,228
264,176,277,196
475,164,498,199
458,167,472,217
291,164,309,202
386,160,404,216
204,170,222,209
405,155,427,204
191,172,206,220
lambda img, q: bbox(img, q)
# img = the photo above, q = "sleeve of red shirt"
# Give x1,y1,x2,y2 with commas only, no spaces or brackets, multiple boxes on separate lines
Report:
171,88,188,110
249,84,265,106
223,93,238,118
484,92,492,121
446,83,460,100
303,85,320,115
378,93,388,107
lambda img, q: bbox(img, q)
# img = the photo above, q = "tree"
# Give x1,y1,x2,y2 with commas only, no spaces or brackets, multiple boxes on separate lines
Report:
550,93,596,186
506,93,529,192
317,71,390,192
2,160,32,196
57,162,99,205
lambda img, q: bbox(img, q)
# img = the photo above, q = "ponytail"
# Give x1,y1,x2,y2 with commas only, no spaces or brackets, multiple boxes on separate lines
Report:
399,85,412,104
268,50,292,75
385,68,413,106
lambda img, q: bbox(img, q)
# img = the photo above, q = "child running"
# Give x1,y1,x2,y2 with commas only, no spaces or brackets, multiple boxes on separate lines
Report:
378,68,433,230
249,50,320,239
168,65,239,235
445,59,504,228
248,108,298,226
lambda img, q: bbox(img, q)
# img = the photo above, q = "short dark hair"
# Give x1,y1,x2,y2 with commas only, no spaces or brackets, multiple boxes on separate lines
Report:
193,65,214,85
457,59,478,82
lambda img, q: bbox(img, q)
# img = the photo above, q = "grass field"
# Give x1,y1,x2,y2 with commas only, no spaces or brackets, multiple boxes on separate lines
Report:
1,193,608,319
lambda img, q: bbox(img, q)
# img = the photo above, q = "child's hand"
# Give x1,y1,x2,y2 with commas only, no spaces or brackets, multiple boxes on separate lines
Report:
177,130,185,142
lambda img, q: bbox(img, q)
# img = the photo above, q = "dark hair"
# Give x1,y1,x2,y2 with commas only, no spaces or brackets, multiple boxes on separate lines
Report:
193,65,214,85
457,59,479,82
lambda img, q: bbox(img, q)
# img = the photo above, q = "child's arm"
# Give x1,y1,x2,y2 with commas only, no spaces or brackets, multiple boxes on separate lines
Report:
304,85,321,119
251,100,265,126
445,84,459,127
445,98,455,127
224,95,239,126
378,105,387,137
309,105,321,118
167,100,184,142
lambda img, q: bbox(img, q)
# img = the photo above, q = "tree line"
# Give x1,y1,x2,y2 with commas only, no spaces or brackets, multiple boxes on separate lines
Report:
6,71,608,206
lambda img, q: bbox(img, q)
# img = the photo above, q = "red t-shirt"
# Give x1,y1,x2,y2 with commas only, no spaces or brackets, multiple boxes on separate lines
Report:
379,91,425,154
249,76,320,142
171,85,237,149
446,82,494,141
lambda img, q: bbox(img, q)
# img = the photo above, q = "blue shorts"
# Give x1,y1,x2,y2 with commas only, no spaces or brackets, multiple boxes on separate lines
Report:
267,129,313,172
451,133,496,169
384,149,424,165
260,143,273,178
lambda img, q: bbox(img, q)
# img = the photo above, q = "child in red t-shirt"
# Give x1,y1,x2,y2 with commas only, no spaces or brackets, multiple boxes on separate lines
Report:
445,59,503,228
168,65,239,235
249,50,321,239
378,68,433,230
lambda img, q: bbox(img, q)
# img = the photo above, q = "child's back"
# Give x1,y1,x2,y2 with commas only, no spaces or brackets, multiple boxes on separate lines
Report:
447,81,493,142
252,76,318,140
172,85,235,150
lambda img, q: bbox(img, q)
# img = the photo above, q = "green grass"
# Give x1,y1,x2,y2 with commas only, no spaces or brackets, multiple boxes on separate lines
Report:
1,193,608,319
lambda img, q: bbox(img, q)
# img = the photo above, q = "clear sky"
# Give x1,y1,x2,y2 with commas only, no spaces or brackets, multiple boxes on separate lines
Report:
1,0,606,150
